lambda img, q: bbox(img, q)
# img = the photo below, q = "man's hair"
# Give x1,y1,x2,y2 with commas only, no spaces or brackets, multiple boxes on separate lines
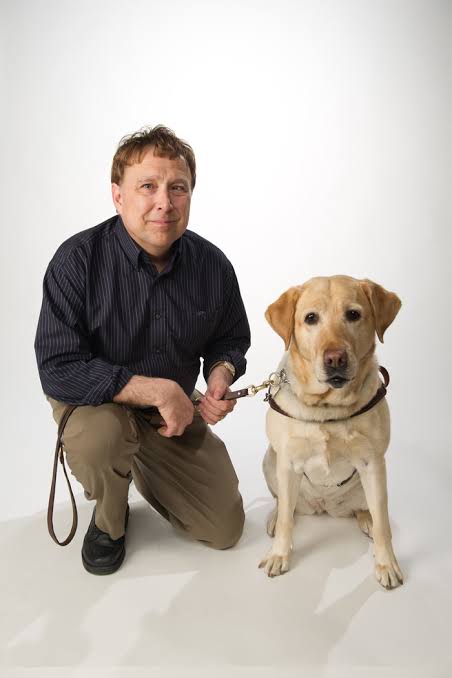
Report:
111,125,196,188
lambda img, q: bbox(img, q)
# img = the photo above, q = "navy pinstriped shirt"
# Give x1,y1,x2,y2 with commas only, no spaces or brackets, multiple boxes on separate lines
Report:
34,215,251,405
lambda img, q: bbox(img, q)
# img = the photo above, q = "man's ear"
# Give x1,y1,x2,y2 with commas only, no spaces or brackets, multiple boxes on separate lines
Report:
265,286,301,350
111,183,122,214
360,279,402,343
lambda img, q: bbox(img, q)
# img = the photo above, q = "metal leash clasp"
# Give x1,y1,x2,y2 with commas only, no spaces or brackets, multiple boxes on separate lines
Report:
247,380,271,396
264,369,289,401
242,369,289,399
195,368,290,404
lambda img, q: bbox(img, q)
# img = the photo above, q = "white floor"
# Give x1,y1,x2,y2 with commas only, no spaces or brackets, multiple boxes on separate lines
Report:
2,445,451,678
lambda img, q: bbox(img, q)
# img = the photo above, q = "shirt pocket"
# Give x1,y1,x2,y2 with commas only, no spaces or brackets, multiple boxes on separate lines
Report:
176,307,221,352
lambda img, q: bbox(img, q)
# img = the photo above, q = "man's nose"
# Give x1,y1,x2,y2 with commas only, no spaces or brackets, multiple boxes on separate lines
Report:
155,187,173,210
323,349,348,370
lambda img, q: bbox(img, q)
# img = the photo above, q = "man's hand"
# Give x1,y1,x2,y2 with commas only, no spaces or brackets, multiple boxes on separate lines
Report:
154,380,195,437
198,365,237,425
113,376,194,437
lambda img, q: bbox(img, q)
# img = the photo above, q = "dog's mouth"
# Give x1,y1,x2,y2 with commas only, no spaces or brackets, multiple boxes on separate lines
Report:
326,375,349,389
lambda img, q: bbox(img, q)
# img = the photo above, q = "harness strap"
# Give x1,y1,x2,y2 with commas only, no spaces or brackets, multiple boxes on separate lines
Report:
268,366,390,423
304,468,357,488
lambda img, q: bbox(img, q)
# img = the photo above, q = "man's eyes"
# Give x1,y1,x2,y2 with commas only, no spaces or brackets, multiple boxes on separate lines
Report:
141,183,187,192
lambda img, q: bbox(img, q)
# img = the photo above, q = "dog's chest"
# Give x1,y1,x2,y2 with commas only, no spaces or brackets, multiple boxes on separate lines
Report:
289,426,357,486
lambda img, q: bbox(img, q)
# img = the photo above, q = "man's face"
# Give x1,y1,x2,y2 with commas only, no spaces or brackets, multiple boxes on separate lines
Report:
112,146,192,258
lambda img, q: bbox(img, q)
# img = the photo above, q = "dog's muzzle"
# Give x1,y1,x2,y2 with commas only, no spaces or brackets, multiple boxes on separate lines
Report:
324,349,349,388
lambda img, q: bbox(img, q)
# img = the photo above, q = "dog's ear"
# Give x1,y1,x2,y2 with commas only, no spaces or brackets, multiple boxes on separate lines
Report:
265,286,301,350
360,279,401,343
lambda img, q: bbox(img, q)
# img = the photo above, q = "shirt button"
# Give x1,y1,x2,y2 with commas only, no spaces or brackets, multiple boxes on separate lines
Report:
155,347,161,354
154,313,161,320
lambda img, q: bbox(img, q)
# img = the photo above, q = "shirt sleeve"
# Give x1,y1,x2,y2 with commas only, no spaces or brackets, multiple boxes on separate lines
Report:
202,262,251,383
34,254,134,405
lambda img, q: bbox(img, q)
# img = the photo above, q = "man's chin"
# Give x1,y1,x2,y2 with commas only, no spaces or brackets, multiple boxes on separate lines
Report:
144,231,188,259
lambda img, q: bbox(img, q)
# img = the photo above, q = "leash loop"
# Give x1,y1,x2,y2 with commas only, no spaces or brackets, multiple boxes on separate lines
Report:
47,404,78,546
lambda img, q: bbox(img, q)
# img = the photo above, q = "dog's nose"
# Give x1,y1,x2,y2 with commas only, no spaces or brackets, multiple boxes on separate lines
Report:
324,349,348,370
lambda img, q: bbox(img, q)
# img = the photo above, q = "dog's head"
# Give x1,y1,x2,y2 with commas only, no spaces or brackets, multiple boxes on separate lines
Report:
265,275,401,390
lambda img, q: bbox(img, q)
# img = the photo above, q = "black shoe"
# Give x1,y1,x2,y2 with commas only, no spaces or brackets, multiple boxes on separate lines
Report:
82,505,130,575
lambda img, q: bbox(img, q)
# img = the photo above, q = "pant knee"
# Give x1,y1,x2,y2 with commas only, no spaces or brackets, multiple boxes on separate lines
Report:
206,500,245,550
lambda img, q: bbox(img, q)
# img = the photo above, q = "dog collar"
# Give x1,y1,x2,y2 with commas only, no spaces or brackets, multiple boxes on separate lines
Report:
268,366,390,423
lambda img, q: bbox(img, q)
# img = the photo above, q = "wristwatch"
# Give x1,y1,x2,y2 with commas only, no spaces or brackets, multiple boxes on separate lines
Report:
209,360,236,378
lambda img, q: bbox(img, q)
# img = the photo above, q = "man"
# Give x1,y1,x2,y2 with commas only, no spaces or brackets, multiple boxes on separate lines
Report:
35,125,251,575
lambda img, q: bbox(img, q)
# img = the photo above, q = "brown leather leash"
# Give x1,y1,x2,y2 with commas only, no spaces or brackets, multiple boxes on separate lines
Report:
192,387,251,405
47,404,78,545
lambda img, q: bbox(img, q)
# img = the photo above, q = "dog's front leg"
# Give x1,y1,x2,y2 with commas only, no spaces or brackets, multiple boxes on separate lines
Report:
259,457,300,577
356,456,404,589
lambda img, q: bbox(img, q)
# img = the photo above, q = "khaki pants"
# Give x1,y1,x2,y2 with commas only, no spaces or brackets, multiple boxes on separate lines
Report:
48,397,245,547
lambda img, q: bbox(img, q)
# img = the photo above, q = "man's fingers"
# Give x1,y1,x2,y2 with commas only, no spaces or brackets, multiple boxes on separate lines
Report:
200,404,235,423
198,400,235,425
211,388,226,400
205,393,235,411
157,420,189,437
199,409,223,425
158,427,186,437
158,425,179,437
207,382,228,400
200,400,229,419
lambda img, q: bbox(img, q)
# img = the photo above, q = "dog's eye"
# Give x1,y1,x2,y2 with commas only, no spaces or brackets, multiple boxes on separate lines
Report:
346,309,361,322
304,312,319,325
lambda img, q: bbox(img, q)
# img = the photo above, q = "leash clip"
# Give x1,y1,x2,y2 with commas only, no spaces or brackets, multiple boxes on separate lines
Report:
199,368,291,402
247,380,271,396
264,369,289,401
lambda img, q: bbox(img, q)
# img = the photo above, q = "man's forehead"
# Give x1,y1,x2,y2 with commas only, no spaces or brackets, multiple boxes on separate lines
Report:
130,147,189,173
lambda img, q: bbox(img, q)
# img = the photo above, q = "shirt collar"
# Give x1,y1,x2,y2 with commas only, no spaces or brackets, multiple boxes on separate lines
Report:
114,216,141,269
114,215,184,274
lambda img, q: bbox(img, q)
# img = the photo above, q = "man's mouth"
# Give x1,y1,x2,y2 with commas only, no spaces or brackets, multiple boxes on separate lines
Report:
150,220,176,224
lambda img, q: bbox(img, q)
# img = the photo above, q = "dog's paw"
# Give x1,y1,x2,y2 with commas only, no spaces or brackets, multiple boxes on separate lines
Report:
356,510,373,540
374,558,404,590
258,551,291,577
266,508,278,537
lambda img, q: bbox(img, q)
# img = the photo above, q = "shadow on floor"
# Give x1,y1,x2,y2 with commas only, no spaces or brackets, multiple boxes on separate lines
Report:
1,496,383,671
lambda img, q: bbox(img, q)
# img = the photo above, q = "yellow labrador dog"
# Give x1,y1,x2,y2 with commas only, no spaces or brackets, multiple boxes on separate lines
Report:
259,275,403,589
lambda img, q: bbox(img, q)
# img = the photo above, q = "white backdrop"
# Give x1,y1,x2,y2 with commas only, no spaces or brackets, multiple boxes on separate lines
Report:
1,0,451,521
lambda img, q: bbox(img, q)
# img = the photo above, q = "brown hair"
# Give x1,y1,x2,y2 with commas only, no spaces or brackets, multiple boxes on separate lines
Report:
111,125,196,188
